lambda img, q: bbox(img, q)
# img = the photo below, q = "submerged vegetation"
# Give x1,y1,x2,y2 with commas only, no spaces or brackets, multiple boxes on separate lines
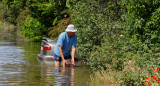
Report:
0,0,160,85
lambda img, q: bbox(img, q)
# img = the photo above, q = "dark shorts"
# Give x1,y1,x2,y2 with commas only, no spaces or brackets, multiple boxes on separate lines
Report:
54,54,71,62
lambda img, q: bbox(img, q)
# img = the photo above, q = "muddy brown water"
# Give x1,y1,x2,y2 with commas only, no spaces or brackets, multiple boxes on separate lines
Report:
0,26,91,86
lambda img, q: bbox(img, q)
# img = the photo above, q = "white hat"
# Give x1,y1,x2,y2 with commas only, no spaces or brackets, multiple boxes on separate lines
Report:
65,24,77,32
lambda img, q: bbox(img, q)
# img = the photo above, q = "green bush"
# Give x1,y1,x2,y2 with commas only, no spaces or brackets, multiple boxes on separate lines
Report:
69,0,122,59
123,0,160,44
26,0,67,27
0,0,68,41
48,17,72,39
87,29,160,85
0,0,25,25
20,17,47,41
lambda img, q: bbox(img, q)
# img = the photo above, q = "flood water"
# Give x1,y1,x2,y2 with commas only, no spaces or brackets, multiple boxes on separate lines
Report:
0,25,91,86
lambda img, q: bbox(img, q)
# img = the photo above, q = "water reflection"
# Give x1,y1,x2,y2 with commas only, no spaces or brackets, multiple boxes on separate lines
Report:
39,61,76,86
54,67,75,86
40,61,54,86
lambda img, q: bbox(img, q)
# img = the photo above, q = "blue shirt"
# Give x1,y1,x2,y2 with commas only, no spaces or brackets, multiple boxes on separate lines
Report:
54,32,77,57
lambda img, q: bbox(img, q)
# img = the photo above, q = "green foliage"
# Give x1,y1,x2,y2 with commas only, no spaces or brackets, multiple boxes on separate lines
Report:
123,0,160,43
0,0,25,25
0,0,68,41
48,17,72,39
87,28,160,85
16,8,30,27
145,7,160,43
70,0,122,59
68,0,160,85
119,71,144,85
26,0,67,27
20,17,47,41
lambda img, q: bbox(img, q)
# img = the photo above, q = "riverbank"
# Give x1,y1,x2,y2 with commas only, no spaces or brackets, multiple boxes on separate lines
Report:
89,70,120,86
0,21,27,41
0,21,16,29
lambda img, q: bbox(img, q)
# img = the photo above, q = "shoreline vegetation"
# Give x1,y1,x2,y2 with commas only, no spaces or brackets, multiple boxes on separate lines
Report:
0,0,160,85
0,22,26,41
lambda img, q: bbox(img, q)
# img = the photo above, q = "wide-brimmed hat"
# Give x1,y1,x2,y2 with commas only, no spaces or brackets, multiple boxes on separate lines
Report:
65,24,77,32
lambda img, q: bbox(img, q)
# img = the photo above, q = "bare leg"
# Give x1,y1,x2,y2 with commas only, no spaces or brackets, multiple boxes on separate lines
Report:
55,61,60,68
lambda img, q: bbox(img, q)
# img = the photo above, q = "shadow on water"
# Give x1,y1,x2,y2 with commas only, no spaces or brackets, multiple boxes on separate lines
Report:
0,23,92,86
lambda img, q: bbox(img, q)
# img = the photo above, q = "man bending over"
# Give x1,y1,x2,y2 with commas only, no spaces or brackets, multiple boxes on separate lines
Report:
54,24,77,68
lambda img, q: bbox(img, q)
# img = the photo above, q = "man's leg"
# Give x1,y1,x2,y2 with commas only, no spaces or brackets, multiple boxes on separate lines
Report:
54,55,61,67
55,61,60,67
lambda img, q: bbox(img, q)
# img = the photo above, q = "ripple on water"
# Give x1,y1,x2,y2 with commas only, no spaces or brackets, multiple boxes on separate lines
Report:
0,42,25,86
0,41,15,45
0,46,24,65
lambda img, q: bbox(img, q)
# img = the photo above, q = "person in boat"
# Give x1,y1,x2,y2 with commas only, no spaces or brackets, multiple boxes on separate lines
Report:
54,24,77,68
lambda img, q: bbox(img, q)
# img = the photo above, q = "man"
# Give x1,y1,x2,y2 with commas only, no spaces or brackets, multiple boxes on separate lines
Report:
54,24,77,67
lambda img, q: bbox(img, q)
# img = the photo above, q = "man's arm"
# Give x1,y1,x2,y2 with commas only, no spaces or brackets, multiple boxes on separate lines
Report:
71,46,76,65
58,46,66,67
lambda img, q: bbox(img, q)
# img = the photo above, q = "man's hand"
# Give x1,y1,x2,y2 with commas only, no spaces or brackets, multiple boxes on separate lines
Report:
71,59,75,65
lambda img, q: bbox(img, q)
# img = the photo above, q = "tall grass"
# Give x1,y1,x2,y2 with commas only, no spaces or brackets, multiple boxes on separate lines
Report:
89,70,120,86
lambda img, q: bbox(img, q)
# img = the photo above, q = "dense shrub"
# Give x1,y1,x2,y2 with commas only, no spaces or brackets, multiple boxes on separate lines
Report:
69,0,122,59
87,28,160,85
123,0,160,44
69,0,160,85
26,0,67,27
0,0,25,25
48,17,72,39
20,17,47,41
